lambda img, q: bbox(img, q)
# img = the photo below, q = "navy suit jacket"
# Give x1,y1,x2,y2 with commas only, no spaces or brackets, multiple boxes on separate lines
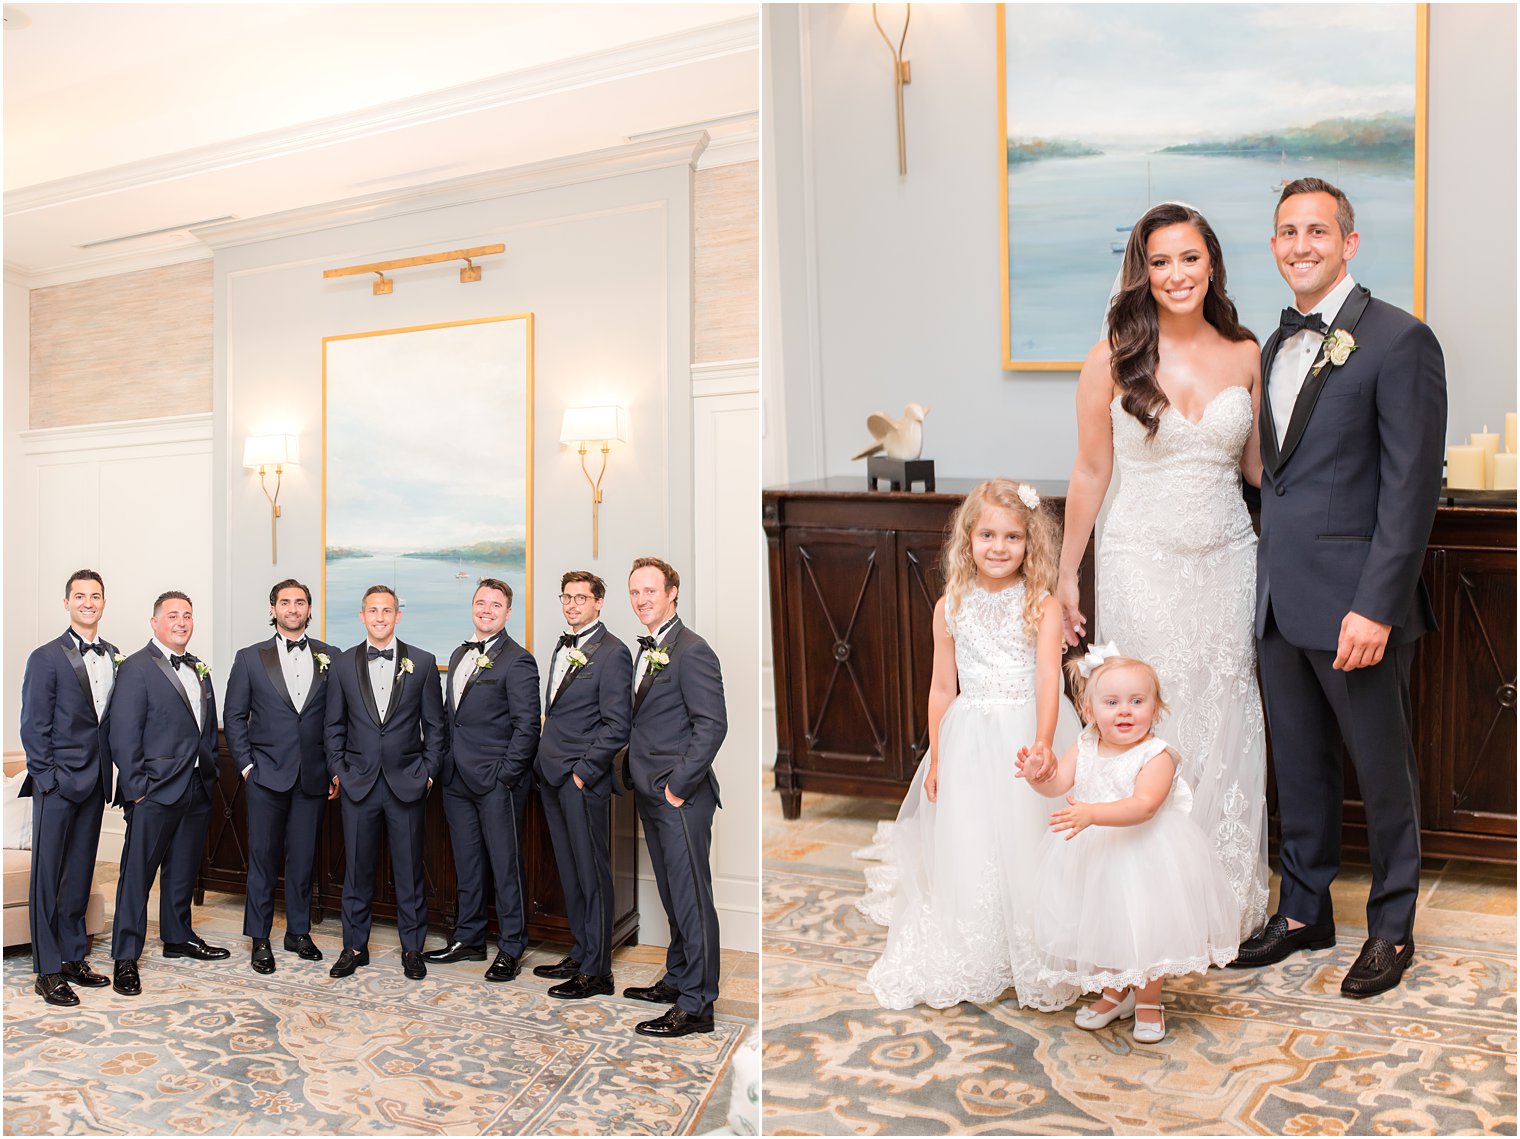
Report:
19,631,120,802
536,623,632,794
1257,286,1447,651
625,618,727,804
324,640,446,804
224,634,339,796
108,642,219,807
442,632,541,795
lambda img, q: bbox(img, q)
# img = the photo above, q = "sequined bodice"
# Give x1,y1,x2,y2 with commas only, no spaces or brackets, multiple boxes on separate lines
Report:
947,582,1036,707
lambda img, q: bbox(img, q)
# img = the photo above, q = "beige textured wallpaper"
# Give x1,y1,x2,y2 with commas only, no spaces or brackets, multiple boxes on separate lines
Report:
693,161,759,364
29,260,213,429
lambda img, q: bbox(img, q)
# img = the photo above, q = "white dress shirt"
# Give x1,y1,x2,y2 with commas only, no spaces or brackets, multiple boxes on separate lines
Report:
547,620,601,703
367,641,397,720
71,631,113,720
1269,273,1358,448
154,637,203,734
277,634,314,711
452,631,501,709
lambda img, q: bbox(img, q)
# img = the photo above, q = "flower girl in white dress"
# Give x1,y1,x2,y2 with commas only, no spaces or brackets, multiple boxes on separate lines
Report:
857,479,1081,1011
1019,646,1240,1041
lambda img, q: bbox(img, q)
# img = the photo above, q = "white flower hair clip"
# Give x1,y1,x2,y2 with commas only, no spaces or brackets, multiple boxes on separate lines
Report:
1017,484,1040,510
1075,640,1121,678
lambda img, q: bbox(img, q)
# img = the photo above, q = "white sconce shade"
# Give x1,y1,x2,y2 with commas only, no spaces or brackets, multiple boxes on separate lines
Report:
243,434,300,469
559,406,628,446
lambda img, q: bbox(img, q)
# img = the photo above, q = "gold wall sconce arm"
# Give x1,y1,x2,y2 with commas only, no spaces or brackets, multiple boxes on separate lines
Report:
872,3,912,176
559,406,630,560
242,434,300,563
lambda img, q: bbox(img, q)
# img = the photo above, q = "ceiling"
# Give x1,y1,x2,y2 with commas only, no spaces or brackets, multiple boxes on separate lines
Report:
3,3,759,285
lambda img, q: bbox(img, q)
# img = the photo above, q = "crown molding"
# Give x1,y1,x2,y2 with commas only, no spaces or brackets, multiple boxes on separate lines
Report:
695,128,759,170
20,413,214,454
9,246,212,291
4,17,758,218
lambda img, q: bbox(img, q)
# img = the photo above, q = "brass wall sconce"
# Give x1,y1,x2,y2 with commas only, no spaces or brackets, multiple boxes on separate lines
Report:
873,3,912,175
559,406,629,559
323,244,505,295
243,434,300,563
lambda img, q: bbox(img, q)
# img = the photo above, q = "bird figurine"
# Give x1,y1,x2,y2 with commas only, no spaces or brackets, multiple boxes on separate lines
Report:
853,403,930,461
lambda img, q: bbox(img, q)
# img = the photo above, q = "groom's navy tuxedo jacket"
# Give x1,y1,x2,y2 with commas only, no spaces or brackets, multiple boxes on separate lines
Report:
537,623,632,794
1256,285,1447,653
324,641,446,803
108,643,219,807
624,618,728,805
441,632,540,794
19,632,120,802
223,634,339,797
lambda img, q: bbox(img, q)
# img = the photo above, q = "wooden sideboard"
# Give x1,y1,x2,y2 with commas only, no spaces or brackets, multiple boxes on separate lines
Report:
764,479,1516,863
198,740,641,947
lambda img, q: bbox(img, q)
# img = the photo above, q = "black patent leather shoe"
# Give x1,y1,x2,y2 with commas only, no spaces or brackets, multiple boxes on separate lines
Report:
162,934,231,961
60,960,110,988
283,932,323,961
532,954,581,980
328,947,370,978
634,1006,715,1037
251,939,275,974
1341,937,1414,998
622,980,680,1004
484,951,521,983
548,973,614,1000
402,951,428,980
35,973,80,1006
422,940,486,964
1228,914,1336,968
112,959,142,996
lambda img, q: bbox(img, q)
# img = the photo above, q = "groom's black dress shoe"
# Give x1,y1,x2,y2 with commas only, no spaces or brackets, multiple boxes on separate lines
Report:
329,947,370,978
634,1007,715,1038
283,932,323,960
533,955,580,980
402,951,428,980
484,952,520,983
622,980,680,1004
548,973,614,1000
422,941,486,964
1228,914,1336,967
60,960,110,987
250,939,276,974
35,974,79,1006
1341,937,1414,998
162,934,231,961
112,959,142,996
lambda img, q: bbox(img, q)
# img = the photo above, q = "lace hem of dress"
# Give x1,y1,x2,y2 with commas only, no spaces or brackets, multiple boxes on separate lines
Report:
1037,948,1238,995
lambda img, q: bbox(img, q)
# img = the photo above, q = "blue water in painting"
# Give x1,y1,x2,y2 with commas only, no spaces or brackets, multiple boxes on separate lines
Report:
1008,151,1416,363
322,552,530,661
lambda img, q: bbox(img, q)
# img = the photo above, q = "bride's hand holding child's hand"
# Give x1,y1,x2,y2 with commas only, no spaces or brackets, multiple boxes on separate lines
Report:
1015,741,1057,784
1050,795,1095,840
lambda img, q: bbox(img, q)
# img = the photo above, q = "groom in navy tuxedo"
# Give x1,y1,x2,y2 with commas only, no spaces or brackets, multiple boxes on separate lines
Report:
223,579,338,973
19,570,119,1006
1235,179,1446,997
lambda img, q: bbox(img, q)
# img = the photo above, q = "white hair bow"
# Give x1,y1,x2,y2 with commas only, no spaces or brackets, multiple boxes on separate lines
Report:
1017,484,1040,510
1076,640,1121,678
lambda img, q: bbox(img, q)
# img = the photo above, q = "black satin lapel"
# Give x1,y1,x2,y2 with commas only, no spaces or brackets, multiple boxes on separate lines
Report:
456,640,496,708
261,643,298,714
99,641,122,717
357,647,382,725
61,636,96,717
632,631,684,717
151,652,198,722
1277,286,1372,472
1259,328,1286,473
384,642,407,721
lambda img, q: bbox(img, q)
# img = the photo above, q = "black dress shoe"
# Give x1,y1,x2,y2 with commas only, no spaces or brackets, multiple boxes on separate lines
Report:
1341,937,1414,998
622,980,680,1004
422,940,486,964
402,951,428,980
112,959,142,996
634,1006,715,1037
35,973,80,1007
329,947,370,978
251,939,275,974
548,973,614,1000
283,932,323,961
1228,914,1336,967
162,934,231,961
532,954,581,980
484,951,521,983
59,960,110,988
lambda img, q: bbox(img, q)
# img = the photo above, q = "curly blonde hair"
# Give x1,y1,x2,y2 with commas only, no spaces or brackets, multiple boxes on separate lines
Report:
940,479,1060,641
1064,655,1170,727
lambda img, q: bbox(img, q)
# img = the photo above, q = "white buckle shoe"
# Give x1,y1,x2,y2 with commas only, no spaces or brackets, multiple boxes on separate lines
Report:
1074,989,1135,1030
1132,1001,1167,1043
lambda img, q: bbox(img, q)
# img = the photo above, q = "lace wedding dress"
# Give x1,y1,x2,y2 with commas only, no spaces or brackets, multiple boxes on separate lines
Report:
1097,386,1269,939
856,582,1081,1011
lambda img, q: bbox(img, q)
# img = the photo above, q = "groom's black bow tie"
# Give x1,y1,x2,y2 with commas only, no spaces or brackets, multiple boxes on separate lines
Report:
366,646,394,661
1279,308,1328,336
637,635,658,652
463,639,490,654
170,653,194,670
77,640,107,656
556,632,581,651
284,637,308,654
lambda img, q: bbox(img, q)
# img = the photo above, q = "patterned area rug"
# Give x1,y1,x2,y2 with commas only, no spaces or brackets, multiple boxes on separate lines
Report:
3,945,749,1135
764,859,1517,1136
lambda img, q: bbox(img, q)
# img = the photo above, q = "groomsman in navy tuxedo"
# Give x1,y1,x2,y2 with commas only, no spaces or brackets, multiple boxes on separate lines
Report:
324,585,445,981
20,570,120,1006
532,571,632,999
621,557,727,1037
109,591,229,996
223,579,338,974
425,578,540,980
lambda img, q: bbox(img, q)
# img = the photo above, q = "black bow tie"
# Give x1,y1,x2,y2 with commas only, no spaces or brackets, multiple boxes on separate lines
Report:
170,653,194,671
1279,308,1328,336
463,639,489,654
77,640,107,656
285,637,308,654
637,635,658,652
556,632,581,651
366,646,394,661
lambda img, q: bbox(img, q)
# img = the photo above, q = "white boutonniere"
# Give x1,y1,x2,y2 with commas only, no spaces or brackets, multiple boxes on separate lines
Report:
1313,329,1357,377
400,657,414,675
315,652,331,673
643,647,670,673
112,652,126,667
474,654,494,671
193,661,211,680
566,648,589,672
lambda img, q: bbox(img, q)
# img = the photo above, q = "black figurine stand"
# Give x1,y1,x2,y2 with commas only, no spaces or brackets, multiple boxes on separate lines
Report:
867,456,936,492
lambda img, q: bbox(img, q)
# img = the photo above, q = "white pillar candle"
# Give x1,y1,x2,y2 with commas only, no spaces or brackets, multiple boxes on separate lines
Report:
1506,412,1516,455
1494,452,1517,492
1447,444,1486,490
1472,428,1501,488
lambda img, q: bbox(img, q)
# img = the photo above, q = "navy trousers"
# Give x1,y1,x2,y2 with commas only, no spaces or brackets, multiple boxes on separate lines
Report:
340,777,427,952
242,779,326,939
635,780,720,1017
111,778,212,960
441,777,529,955
540,777,615,976
29,785,104,973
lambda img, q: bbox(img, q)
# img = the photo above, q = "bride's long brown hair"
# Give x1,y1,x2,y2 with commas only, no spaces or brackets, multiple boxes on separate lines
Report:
1106,203,1256,438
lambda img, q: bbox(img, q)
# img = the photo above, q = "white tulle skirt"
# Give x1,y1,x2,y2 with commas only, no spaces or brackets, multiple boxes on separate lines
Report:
856,695,1082,1011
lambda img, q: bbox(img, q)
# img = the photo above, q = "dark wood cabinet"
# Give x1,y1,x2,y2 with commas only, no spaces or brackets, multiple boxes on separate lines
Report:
765,481,1516,863
200,743,640,948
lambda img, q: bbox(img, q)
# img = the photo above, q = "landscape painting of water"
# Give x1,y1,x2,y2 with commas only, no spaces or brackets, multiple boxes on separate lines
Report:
1000,4,1421,368
323,315,533,660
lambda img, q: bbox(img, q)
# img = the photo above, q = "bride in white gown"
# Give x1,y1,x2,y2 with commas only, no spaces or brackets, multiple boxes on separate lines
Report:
1056,202,1270,940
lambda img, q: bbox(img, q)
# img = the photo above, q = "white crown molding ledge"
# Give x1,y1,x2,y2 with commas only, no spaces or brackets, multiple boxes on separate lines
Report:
20,413,214,455
691,359,759,398
8,246,212,292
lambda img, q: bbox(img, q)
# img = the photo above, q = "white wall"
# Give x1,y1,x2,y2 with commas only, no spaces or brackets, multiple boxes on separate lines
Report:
765,2,1518,485
4,277,32,753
